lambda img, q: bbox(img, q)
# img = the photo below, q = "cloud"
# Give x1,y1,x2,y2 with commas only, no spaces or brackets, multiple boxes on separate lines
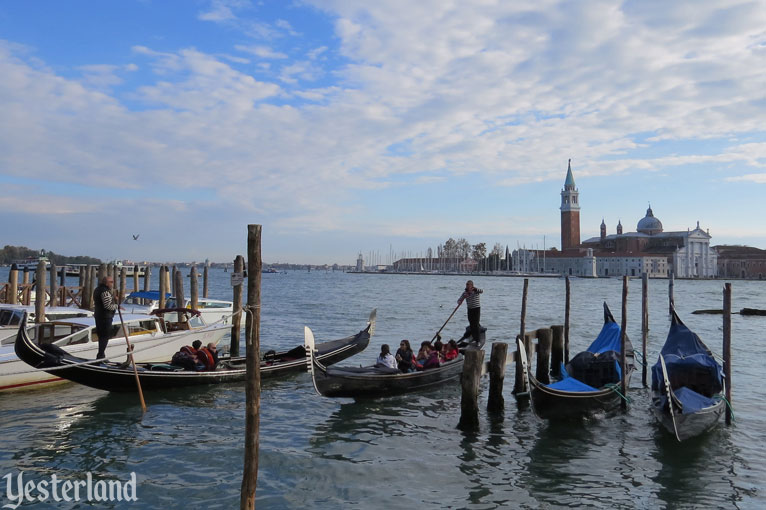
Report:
235,44,288,59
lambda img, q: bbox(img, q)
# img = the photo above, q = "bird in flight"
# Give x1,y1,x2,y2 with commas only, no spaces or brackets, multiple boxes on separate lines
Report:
132,234,140,240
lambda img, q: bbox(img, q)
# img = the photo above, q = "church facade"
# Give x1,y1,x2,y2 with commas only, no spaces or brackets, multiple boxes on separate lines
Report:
542,162,718,278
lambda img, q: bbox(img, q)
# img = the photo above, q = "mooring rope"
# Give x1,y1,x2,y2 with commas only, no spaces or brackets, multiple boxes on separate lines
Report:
715,394,736,423
604,383,632,404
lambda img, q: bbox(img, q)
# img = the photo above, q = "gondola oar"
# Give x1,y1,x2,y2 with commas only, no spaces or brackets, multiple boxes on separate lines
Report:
430,301,462,344
117,306,147,413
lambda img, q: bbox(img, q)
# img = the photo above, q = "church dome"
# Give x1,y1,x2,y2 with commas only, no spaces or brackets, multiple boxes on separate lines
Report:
637,206,663,234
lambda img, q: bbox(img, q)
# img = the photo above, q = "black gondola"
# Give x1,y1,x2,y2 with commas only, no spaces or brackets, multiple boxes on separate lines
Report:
305,324,485,399
14,310,375,393
519,303,634,420
651,308,725,441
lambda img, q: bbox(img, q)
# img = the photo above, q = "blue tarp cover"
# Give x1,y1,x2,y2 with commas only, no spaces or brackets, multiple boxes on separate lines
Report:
547,363,599,391
674,386,719,414
127,291,171,300
651,312,723,395
586,321,623,354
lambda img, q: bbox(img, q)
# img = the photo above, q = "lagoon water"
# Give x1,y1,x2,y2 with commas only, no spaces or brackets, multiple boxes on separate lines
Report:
0,267,764,508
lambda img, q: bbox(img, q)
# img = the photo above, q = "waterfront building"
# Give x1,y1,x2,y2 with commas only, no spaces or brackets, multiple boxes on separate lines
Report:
715,245,766,279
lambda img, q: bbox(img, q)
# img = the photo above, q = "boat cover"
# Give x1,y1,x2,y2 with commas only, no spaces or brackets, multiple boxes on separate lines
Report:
547,362,598,392
674,386,719,414
651,311,723,399
127,291,171,300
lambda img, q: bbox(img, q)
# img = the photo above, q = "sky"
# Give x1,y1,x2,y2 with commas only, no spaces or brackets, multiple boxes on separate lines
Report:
1,0,765,265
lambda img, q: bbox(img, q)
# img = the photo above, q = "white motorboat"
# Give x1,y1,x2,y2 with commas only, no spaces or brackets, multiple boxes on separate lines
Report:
0,309,228,392
0,304,93,346
120,291,243,326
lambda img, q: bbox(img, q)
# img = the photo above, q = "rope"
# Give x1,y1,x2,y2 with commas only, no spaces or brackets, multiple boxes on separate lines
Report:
632,350,646,367
2,307,245,376
715,394,736,423
604,383,632,404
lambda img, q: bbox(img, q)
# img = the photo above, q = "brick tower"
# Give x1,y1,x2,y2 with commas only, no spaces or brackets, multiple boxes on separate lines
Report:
560,159,580,251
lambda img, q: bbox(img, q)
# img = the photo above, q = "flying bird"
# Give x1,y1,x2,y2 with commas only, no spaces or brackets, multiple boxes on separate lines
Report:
132,234,140,240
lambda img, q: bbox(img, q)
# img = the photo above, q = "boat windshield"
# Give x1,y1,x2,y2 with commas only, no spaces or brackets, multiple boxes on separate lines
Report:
0,310,23,327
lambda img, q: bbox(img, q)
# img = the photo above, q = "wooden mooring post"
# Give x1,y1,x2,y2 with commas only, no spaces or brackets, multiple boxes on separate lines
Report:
158,266,167,309
35,261,46,323
133,265,139,293
564,276,571,363
551,325,564,378
513,278,529,397
535,328,552,385
174,269,185,323
458,348,485,430
22,267,30,305
641,272,649,387
203,264,209,298
723,283,732,426
8,264,18,305
231,255,244,357
241,225,262,509
119,267,127,303
190,266,199,311
143,266,151,293
59,265,66,306
668,270,675,316
620,276,629,410
487,342,508,413
49,262,57,307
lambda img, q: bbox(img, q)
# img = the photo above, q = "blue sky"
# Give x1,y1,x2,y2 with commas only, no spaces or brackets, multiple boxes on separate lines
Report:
1,1,766,264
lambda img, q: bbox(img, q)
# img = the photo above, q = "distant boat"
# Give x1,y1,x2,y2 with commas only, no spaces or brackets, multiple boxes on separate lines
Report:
264,268,279,274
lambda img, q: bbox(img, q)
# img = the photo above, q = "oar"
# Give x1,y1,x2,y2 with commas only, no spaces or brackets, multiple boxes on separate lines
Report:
117,306,147,413
430,301,462,344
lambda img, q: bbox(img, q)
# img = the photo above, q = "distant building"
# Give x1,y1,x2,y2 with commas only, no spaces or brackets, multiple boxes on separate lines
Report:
715,245,766,279
540,162,718,278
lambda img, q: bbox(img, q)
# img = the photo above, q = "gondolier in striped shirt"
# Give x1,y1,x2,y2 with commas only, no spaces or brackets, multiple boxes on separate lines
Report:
457,280,483,344
94,276,121,359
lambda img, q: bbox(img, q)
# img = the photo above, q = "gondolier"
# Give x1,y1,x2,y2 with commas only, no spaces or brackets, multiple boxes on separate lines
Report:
458,280,483,344
94,276,120,359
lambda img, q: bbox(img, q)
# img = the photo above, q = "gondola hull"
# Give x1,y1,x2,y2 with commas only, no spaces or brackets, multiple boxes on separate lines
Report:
306,327,485,399
15,311,374,393
529,364,634,420
652,393,726,441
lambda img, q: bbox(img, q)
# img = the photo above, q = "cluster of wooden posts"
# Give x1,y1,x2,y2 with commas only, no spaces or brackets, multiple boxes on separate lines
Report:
0,261,212,324
458,274,734,429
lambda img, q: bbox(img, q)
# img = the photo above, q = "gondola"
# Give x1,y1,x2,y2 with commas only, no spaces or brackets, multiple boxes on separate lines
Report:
14,310,375,393
305,324,485,399
519,303,634,420
651,309,725,441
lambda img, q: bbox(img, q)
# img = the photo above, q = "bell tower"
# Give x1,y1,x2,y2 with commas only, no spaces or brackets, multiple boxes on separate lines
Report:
560,159,581,251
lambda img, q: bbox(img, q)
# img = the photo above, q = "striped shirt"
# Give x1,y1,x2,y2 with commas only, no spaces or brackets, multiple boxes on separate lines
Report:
459,288,482,309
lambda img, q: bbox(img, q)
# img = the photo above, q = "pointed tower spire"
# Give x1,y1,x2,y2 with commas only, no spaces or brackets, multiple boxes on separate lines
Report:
560,159,580,251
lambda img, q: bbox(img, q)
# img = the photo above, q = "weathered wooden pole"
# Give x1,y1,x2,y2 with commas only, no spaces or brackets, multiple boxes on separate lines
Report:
241,225,262,509
641,272,649,387
158,266,167,309
458,348,485,430
80,266,90,310
49,262,57,307
78,266,85,300
119,267,127,304
132,265,139,293
22,267,30,305
536,327,552,384
723,283,732,426
513,278,529,395
174,269,186,323
8,264,18,305
89,265,98,310
190,266,199,311
203,264,209,298
59,266,66,306
487,342,508,413
98,263,107,284
668,270,675,316
231,255,244,357
564,276,571,363
143,265,151,293
620,276,629,410
551,325,564,378
35,260,46,323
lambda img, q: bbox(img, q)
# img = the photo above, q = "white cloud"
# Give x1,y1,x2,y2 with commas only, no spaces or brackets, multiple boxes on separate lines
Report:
235,44,288,59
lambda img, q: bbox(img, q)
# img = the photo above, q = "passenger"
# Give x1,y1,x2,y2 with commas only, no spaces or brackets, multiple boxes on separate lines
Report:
395,339,415,372
376,344,397,369
433,339,445,361
196,342,219,371
423,347,441,369
171,340,203,371
444,339,459,361
415,342,431,371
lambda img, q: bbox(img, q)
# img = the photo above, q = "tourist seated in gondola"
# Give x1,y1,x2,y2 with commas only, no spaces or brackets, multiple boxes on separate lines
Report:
376,344,397,369
171,340,206,371
443,339,459,361
415,341,431,370
196,342,219,371
395,339,415,372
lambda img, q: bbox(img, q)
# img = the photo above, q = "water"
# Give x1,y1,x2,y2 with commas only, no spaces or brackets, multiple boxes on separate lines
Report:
1,268,764,508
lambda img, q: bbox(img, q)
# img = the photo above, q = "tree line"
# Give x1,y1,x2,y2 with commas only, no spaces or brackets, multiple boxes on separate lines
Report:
0,245,102,266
